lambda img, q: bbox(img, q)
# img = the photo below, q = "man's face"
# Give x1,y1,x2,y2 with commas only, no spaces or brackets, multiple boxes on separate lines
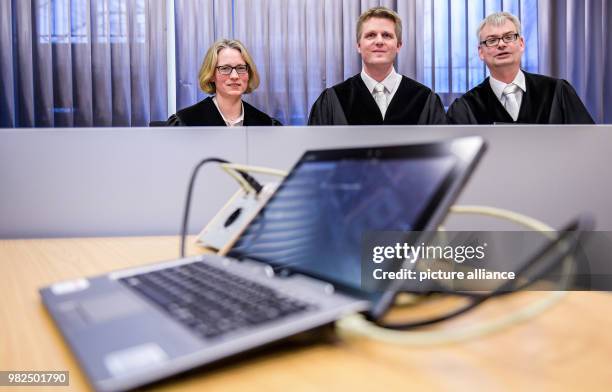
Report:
478,19,525,71
357,17,401,67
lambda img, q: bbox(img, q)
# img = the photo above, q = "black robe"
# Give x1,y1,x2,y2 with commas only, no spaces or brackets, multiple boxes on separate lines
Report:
446,71,594,124
166,96,280,126
308,74,447,125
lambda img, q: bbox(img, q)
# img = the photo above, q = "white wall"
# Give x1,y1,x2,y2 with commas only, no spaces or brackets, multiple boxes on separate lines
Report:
1,125,610,238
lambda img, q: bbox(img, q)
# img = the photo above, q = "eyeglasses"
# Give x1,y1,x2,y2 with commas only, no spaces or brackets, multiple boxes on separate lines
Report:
216,64,249,75
480,33,520,47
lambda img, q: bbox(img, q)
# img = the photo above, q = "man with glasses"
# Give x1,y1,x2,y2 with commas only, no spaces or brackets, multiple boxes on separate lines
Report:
308,6,446,126
447,12,594,124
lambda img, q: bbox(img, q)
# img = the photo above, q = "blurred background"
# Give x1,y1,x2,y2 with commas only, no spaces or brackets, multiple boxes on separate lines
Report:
1,0,610,127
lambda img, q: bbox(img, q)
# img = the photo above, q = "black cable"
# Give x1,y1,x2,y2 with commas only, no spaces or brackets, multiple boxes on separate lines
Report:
241,171,263,194
378,296,487,329
180,157,263,258
376,214,593,330
179,159,592,329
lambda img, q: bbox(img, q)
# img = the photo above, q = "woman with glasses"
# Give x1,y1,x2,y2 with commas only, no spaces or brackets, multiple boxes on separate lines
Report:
167,39,280,126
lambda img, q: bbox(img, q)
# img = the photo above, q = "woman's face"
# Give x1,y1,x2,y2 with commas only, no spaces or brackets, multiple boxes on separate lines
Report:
213,48,249,99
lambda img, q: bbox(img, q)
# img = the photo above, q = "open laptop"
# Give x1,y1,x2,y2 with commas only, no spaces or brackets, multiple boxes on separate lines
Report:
40,136,486,392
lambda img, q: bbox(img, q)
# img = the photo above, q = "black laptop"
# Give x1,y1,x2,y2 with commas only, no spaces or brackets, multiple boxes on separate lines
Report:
40,136,486,392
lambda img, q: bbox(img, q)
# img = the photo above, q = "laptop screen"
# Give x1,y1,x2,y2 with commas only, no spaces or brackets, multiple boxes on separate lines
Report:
228,137,485,295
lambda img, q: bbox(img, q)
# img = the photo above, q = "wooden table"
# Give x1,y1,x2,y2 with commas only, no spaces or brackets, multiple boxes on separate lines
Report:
2,237,611,391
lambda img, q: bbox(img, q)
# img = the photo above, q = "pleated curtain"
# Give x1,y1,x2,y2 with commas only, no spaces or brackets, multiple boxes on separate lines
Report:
0,0,168,127
233,0,421,125
538,0,612,123
1,0,610,127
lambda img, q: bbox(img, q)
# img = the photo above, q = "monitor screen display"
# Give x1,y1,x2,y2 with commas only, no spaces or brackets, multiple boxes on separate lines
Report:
229,150,458,292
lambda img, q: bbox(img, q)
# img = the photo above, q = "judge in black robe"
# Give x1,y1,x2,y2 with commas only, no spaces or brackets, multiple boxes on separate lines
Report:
308,6,446,126
447,71,594,125
308,74,447,125
166,96,279,126
166,38,279,127
450,12,594,125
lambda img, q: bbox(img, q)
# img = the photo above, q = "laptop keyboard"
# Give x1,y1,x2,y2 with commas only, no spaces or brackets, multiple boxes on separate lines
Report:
119,262,314,339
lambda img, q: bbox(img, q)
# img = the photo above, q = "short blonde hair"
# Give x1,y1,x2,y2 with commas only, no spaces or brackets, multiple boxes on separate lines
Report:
198,39,260,94
356,6,403,44
477,12,522,41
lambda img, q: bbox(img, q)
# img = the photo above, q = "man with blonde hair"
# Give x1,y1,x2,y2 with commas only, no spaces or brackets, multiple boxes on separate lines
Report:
447,12,593,124
308,6,446,125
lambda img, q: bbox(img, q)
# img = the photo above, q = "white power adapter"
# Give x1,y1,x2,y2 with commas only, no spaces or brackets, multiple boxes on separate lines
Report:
196,182,279,253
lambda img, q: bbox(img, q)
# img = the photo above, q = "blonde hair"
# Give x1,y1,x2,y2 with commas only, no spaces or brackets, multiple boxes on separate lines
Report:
477,12,522,41
198,39,260,94
356,6,403,44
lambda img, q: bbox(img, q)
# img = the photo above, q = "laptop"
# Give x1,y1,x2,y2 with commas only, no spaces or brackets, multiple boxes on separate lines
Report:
40,136,486,392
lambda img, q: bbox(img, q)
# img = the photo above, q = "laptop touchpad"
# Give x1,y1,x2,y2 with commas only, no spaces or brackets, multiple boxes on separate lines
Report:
78,292,148,324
